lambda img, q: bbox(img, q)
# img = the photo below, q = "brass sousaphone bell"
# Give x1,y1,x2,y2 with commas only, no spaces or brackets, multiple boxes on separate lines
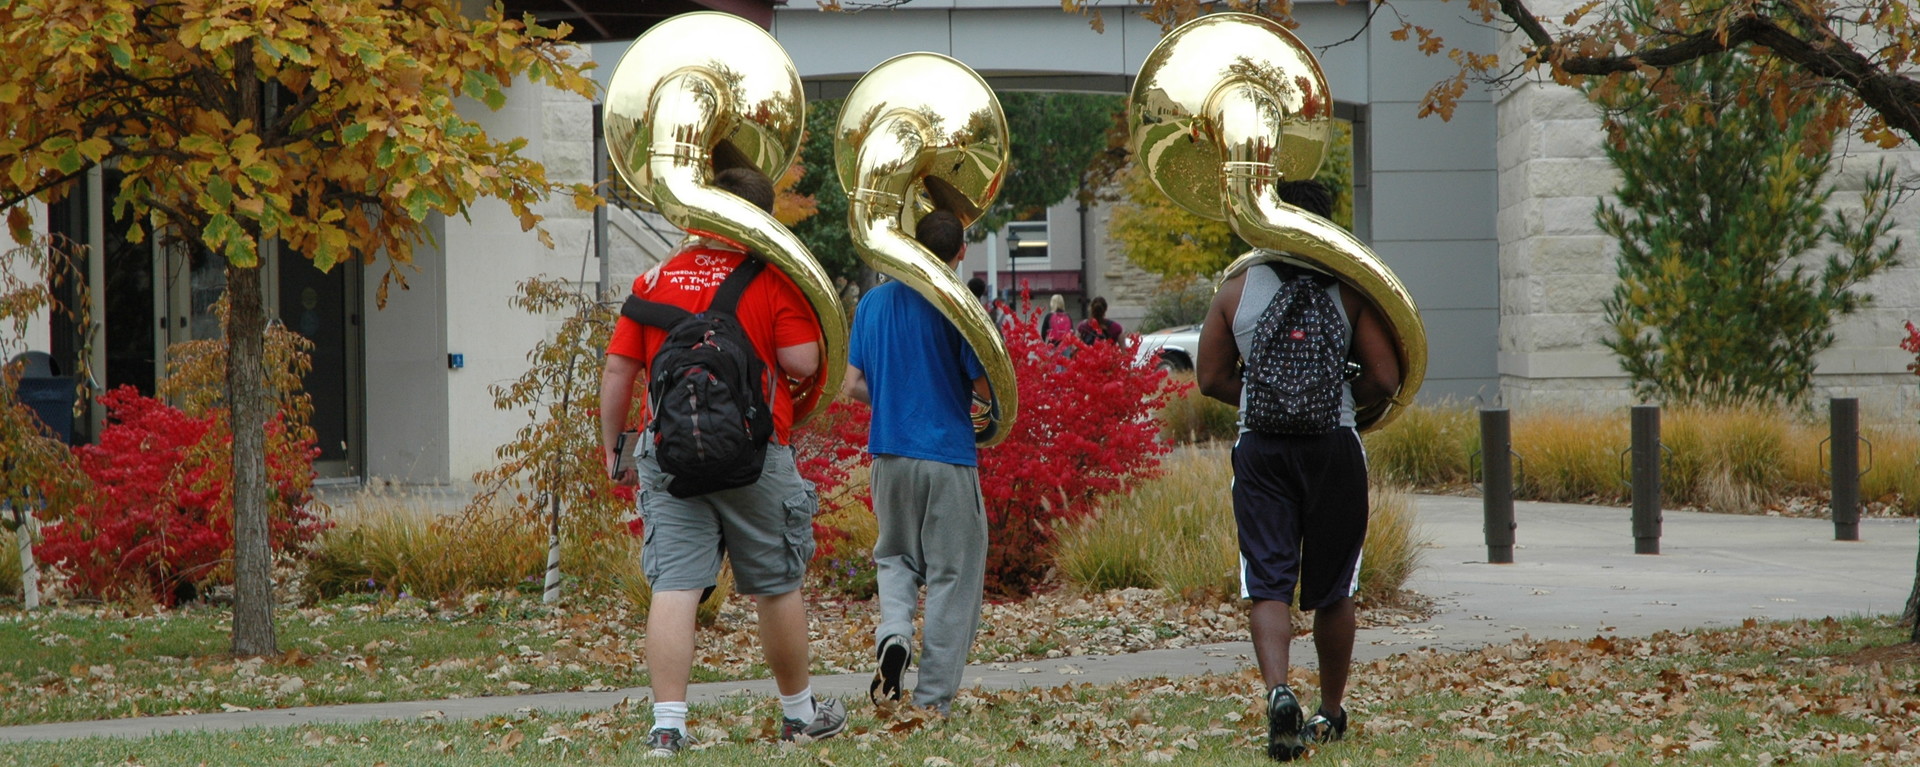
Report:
602,12,846,424
1128,13,1427,431
833,54,1018,446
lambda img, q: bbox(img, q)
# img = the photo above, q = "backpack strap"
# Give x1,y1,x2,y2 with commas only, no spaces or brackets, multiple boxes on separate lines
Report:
707,257,766,316
619,257,768,329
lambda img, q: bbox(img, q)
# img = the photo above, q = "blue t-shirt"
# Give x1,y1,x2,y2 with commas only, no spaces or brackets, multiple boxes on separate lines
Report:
848,280,987,467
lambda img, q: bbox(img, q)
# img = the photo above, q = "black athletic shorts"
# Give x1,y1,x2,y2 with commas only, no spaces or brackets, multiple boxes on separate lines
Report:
1231,427,1369,610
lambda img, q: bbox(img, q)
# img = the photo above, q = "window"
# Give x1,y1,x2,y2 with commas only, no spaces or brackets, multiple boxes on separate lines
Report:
1005,221,1048,263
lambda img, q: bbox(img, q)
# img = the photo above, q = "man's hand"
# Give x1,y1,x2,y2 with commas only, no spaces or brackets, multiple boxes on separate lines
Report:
607,451,638,487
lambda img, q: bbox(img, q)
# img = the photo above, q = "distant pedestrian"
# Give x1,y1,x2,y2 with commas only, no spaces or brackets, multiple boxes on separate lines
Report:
1194,179,1399,761
1039,294,1074,345
1076,296,1123,345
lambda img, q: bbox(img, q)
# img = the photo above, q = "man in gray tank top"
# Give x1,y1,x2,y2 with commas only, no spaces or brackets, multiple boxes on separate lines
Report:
1194,180,1401,762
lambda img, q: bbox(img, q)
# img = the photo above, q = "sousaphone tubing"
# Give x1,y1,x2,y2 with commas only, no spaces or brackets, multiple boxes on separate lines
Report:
1128,13,1426,430
603,12,846,424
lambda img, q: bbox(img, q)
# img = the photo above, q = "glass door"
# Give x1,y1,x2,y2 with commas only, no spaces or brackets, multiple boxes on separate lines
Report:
277,257,363,478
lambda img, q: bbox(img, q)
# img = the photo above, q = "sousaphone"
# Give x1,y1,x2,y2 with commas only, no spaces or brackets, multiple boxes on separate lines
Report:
1128,13,1427,431
602,12,846,424
833,53,1018,446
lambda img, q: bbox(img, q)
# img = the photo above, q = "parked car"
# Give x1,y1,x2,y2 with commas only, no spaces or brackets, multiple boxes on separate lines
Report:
1134,324,1202,371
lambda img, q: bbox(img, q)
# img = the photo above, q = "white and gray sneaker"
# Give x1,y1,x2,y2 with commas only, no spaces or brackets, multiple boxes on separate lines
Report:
781,697,848,742
645,727,687,758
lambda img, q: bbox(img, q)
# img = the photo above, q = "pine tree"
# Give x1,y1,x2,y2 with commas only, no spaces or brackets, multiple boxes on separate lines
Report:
1594,52,1901,407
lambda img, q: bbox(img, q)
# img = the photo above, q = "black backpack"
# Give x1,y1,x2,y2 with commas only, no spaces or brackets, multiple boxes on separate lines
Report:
1242,264,1347,435
620,258,775,498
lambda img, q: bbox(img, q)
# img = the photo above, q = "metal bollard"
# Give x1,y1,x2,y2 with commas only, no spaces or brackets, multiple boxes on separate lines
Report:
1829,398,1860,541
1630,405,1662,554
1480,408,1516,564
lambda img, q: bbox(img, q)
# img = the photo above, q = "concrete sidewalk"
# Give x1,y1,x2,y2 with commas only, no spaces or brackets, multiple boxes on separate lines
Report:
1,495,1913,743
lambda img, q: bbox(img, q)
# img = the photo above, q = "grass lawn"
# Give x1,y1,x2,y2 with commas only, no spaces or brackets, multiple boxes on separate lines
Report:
6,616,1915,766
0,593,656,726
0,585,1280,728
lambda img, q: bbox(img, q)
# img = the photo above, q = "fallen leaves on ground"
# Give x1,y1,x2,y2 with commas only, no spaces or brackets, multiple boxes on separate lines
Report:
0,585,1428,727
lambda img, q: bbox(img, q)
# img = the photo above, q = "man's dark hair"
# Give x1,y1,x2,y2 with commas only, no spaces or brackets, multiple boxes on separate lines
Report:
967,276,987,299
1090,296,1109,320
915,210,964,262
1277,179,1334,219
714,167,775,213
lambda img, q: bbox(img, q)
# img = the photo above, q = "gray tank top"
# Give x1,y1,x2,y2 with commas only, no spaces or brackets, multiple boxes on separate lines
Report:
1232,264,1356,433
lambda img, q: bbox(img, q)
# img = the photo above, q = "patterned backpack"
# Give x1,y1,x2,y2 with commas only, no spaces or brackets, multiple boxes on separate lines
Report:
1242,264,1346,435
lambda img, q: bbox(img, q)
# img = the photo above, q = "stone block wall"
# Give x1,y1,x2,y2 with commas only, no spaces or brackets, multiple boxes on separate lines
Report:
1494,29,1920,423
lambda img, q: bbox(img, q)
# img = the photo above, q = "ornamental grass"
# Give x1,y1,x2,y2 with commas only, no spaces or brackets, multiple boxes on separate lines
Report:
1364,403,1920,515
0,524,18,599
1056,447,1424,607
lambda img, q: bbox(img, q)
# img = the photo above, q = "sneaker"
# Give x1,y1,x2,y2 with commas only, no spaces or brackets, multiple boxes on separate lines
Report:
870,634,911,703
780,696,847,742
644,727,686,758
1302,706,1347,744
1265,685,1305,762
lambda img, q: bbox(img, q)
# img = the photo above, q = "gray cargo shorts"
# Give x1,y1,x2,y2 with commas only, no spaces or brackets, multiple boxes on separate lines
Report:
634,441,817,596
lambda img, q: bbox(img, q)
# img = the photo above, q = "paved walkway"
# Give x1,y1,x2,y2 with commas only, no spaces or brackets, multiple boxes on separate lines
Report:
1,495,1913,743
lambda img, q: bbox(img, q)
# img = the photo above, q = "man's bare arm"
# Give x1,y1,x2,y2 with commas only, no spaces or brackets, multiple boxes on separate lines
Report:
1196,274,1246,406
1347,296,1401,410
600,353,644,486
777,341,820,381
842,365,870,404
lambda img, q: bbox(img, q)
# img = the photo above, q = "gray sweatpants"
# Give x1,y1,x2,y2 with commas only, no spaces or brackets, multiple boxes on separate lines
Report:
870,455,987,711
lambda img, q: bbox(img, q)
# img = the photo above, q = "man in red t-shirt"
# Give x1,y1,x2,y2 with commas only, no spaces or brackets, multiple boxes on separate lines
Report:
599,168,845,755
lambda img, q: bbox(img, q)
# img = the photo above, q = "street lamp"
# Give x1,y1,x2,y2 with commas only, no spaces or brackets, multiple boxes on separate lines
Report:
1005,229,1021,309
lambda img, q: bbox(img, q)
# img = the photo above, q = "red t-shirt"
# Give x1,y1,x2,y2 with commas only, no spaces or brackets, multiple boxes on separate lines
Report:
607,245,821,444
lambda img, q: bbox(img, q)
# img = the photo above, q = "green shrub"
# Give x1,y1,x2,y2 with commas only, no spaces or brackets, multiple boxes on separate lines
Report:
1057,448,1425,605
1362,404,1477,487
1138,278,1213,334
1155,375,1239,445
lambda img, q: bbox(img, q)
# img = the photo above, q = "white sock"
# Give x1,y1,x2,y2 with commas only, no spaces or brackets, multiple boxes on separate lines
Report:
652,701,688,734
779,688,816,722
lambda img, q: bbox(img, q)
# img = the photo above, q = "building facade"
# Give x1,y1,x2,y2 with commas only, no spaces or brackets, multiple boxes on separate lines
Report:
9,0,1916,491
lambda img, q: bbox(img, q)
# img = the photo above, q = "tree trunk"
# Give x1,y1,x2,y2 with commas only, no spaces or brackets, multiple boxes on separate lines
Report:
16,509,38,610
228,263,277,656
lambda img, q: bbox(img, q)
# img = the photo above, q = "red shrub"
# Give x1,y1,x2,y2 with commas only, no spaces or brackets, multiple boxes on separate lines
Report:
978,302,1176,595
791,291,1177,596
792,399,873,559
1903,321,1920,376
35,387,325,606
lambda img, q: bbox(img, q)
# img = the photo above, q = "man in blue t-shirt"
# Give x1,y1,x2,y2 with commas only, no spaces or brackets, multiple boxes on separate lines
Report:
842,210,991,714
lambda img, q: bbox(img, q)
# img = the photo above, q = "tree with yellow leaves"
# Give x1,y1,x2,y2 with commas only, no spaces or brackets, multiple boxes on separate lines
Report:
0,0,597,654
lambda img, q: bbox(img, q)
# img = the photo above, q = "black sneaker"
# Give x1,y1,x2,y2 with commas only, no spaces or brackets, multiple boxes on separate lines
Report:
1302,706,1347,744
1266,685,1305,762
870,634,911,703
780,697,847,742
644,727,686,758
